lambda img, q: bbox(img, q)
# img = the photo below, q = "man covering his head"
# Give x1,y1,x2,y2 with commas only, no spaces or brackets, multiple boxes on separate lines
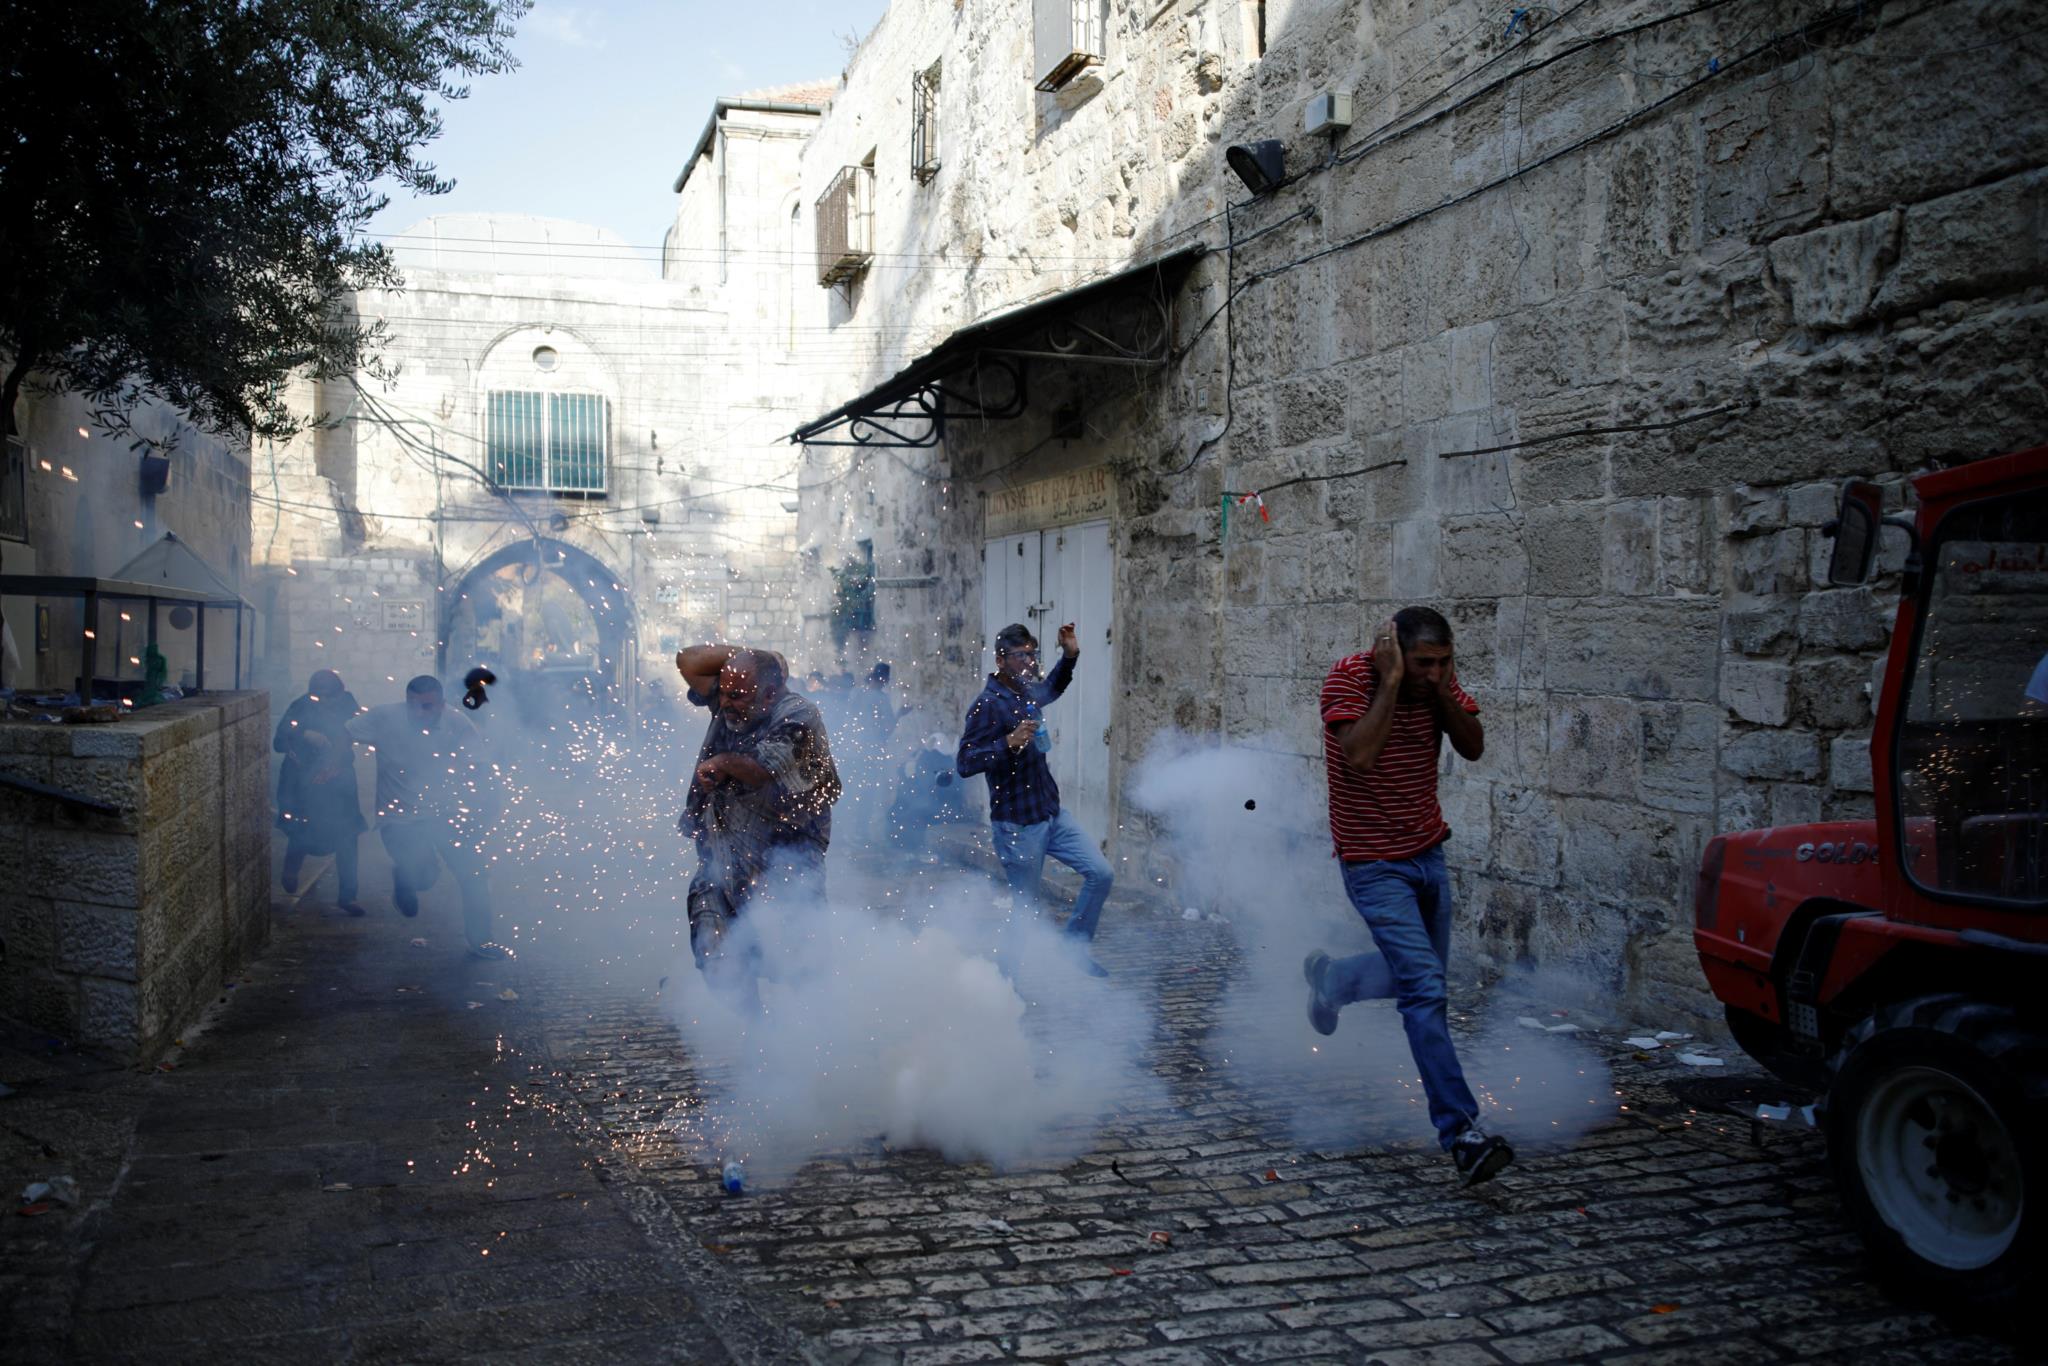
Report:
1303,605,1510,1186
675,643,842,1004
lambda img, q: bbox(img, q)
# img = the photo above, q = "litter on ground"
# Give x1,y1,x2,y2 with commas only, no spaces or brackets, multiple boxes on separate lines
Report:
1676,1052,1726,1067
20,1176,78,1207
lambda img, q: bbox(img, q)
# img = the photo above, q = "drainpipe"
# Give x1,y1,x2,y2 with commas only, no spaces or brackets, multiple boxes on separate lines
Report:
717,122,728,286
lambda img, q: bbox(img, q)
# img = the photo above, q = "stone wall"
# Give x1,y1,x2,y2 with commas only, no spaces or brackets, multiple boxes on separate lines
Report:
785,0,2048,1021
0,693,270,1060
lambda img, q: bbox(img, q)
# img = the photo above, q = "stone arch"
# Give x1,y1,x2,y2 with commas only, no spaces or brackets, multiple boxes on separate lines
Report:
440,537,636,716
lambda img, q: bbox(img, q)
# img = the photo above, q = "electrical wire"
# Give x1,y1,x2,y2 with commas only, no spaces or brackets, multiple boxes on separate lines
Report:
1220,403,1751,500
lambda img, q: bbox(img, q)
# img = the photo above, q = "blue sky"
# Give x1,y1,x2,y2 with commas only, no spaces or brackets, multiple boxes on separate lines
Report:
368,0,887,254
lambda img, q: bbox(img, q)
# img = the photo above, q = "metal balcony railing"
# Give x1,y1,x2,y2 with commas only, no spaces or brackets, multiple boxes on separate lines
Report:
1034,0,1104,92
816,164,874,287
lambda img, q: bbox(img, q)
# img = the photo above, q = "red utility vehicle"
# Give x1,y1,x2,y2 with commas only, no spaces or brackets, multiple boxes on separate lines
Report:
1696,444,2048,1314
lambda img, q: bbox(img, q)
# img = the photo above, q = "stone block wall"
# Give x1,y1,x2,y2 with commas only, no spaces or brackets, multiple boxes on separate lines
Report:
0,693,270,1060
788,0,2048,1022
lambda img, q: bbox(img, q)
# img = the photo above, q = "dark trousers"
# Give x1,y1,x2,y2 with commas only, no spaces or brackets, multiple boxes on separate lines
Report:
381,821,494,948
687,845,825,1011
283,833,359,902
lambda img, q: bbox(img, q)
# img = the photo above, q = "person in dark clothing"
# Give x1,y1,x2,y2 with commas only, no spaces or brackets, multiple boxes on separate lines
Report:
274,669,367,914
957,622,1112,976
675,643,842,1008
346,675,507,958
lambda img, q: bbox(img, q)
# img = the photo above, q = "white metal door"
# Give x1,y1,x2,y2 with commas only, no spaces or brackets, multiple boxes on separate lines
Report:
981,532,1040,681
1037,520,1114,843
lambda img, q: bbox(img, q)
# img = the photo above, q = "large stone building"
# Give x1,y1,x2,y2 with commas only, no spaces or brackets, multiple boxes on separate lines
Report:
768,0,2048,1017
259,201,810,715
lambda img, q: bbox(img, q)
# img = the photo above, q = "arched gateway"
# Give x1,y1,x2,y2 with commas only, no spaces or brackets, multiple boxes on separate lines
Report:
440,538,636,717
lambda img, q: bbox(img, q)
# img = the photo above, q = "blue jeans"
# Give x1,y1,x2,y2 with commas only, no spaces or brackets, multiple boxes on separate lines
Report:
1324,847,1480,1149
991,809,1114,939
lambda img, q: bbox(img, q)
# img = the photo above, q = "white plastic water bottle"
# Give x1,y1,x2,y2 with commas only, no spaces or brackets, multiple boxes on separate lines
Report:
721,1159,744,1194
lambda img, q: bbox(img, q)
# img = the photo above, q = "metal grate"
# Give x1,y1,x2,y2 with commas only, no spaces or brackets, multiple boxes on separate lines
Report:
547,393,605,492
815,164,874,287
911,64,941,184
486,389,608,494
487,390,545,489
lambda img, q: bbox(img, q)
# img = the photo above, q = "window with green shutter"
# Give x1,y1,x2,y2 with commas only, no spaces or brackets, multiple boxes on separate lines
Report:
485,390,608,495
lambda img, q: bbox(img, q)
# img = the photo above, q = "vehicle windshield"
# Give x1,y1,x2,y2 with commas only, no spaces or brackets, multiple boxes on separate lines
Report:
1896,488,2048,905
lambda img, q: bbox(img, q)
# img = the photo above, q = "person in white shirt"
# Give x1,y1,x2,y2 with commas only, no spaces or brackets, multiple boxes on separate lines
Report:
346,674,507,958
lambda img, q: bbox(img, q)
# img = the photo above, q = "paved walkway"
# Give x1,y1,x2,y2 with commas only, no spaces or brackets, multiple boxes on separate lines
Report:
525,843,2028,1366
1,826,2032,1364
0,889,790,1364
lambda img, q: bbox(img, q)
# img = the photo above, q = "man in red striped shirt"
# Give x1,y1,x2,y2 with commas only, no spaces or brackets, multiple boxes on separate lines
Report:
1304,606,1513,1186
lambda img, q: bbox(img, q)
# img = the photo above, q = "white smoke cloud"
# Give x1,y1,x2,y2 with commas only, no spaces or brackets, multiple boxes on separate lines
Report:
659,865,1165,1185
1130,731,1614,1154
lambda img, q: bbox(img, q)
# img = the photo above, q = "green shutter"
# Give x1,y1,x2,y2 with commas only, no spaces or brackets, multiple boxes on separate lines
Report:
487,391,544,488
547,392,607,492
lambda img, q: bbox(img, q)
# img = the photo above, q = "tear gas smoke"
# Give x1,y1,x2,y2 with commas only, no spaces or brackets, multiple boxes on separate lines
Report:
428,669,1161,1187
657,865,1165,1184
1131,732,1615,1152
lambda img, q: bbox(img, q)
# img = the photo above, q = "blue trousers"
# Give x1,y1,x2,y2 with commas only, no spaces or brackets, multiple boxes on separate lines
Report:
991,808,1114,939
1324,847,1481,1149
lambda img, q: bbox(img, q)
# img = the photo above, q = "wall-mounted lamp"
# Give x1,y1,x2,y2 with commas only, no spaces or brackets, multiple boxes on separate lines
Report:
1225,140,1285,196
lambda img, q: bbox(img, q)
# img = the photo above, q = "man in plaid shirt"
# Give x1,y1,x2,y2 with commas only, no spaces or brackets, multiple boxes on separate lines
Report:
957,621,1113,976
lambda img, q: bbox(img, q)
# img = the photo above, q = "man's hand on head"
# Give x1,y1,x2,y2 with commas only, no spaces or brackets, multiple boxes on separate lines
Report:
1371,619,1404,690
1057,623,1079,659
1431,658,1460,708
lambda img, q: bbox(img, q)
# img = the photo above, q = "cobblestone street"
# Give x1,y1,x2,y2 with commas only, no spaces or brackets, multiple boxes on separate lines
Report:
517,848,2031,1366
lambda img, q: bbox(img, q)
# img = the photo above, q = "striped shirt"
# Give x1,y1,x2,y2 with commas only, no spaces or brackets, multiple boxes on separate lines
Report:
1320,653,1479,862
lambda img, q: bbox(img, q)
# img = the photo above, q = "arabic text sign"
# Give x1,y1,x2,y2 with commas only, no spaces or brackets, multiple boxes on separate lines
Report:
986,465,1116,538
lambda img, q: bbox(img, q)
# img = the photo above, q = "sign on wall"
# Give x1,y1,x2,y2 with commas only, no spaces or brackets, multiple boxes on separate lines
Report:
381,601,424,632
985,464,1116,538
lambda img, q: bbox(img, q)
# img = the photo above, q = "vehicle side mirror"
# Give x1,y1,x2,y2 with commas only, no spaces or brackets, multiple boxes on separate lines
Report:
1825,479,1884,586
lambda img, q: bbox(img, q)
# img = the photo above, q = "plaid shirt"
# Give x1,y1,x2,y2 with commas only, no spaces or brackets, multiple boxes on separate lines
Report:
956,653,1075,826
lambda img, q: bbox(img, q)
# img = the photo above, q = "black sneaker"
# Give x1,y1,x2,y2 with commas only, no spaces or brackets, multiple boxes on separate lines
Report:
341,901,367,918
393,883,420,918
1450,1127,1514,1187
1303,951,1338,1036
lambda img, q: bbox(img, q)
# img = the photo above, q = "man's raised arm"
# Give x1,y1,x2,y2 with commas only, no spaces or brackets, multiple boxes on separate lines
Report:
675,643,736,700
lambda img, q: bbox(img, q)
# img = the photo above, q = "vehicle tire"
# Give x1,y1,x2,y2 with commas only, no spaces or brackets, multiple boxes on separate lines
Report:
1825,994,2046,1318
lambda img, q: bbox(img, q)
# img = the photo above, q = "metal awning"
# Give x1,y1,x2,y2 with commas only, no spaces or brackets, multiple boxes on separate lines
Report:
789,245,1206,448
